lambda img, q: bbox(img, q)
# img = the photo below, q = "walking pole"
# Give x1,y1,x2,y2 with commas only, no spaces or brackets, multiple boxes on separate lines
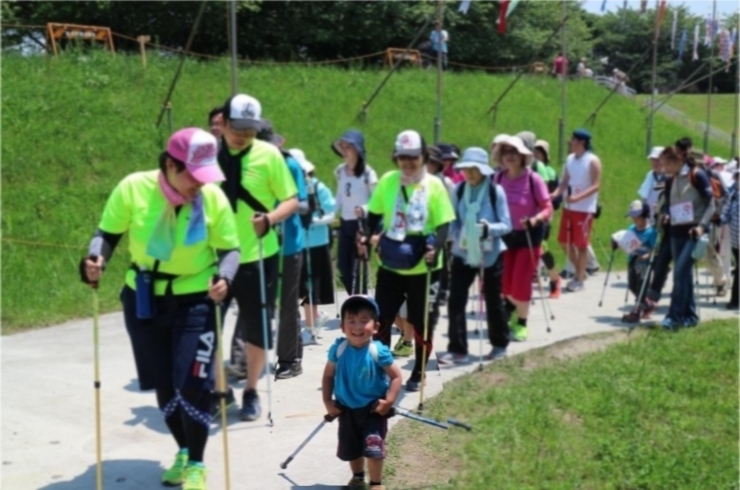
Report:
477,240,485,372
279,413,338,469
418,267,433,412
624,278,630,305
89,258,103,490
273,224,285,356
625,245,658,331
256,231,275,427
524,222,552,333
212,279,232,490
304,231,317,342
332,228,340,318
598,247,616,307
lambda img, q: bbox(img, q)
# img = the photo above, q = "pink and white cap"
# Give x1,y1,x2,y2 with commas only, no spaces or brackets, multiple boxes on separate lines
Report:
167,128,224,184
393,130,424,157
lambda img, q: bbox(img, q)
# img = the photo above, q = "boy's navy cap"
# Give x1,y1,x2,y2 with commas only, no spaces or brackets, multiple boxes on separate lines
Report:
341,295,380,318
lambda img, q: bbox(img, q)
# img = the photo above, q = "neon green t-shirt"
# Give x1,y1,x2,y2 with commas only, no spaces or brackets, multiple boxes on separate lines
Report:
533,160,557,183
228,140,298,263
98,170,239,296
368,171,455,276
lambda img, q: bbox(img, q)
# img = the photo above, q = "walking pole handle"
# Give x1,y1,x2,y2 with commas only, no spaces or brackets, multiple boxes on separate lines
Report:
89,255,100,289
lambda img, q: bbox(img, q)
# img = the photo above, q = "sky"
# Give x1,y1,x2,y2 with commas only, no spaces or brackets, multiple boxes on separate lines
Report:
581,0,739,19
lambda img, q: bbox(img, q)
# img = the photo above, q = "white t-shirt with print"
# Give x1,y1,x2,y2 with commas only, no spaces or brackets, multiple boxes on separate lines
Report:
334,163,378,221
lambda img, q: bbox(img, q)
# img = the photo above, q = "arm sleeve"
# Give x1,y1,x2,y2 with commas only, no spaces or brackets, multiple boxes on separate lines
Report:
433,223,450,251
488,185,513,237
216,248,240,284
638,172,652,200
693,170,715,226
88,229,123,262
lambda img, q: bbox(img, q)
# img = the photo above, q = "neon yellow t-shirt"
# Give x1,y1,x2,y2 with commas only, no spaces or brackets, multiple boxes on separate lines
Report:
368,171,455,276
228,140,298,263
98,170,239,295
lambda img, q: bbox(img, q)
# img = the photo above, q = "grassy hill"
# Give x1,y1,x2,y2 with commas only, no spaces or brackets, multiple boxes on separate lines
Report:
667,94,738,136
1,51,730,332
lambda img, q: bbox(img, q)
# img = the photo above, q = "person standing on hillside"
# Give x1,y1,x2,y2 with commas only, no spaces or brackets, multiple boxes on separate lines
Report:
333,129,378,295
429,21,449,70
81,128,240,490
217,94,299,422
551,129,602,293
208,107,224,141
552,52,568,79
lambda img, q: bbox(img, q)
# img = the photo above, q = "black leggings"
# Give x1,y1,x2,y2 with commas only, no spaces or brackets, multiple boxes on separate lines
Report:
374,267,440,382
156,387,212,463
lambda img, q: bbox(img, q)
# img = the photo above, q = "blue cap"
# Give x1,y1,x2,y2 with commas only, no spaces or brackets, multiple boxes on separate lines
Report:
341,295,380,318
572,128,593,150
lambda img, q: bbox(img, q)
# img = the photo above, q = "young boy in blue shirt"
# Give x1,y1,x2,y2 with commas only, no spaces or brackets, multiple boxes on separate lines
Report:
322,295,402,490
625,200,658,313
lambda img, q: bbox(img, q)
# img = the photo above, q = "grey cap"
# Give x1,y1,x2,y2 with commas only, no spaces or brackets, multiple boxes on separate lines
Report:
515,131,537,152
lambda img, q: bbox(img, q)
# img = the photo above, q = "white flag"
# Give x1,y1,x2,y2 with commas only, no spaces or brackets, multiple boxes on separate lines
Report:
670,9,678,49
693,23,699,60
458,0,472,14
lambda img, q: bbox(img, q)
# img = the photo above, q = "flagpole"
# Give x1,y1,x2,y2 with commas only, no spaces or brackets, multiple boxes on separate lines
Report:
646,0,660,155
434,0,443,144
230,0,238,95
559,0,567,165
703,0,716,154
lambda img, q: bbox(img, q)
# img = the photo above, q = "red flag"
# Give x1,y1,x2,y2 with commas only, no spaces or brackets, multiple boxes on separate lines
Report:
656,0,668,31
498,0,510,34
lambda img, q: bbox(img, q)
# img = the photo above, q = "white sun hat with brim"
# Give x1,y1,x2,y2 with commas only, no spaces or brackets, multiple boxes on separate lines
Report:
455,147,494,176
491,135,534,167
647,146,664,160
288,148,315,174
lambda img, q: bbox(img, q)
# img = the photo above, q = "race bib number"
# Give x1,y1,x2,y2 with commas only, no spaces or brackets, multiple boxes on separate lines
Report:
386,210,406,241
670,202,694,225
612,229,642,255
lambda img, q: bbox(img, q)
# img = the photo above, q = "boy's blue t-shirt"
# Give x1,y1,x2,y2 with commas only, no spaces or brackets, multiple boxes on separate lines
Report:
328,338,393,409
279,155,308,256
628,224,657,263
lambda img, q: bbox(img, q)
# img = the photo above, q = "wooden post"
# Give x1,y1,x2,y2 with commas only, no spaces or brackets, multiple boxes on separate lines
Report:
137,35,150,68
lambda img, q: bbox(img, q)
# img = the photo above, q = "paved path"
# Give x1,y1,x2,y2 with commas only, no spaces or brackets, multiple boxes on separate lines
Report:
2,270,736,490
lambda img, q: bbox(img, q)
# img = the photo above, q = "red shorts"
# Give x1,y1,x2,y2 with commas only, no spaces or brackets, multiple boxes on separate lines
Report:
558,209,594,249
502,246,541,303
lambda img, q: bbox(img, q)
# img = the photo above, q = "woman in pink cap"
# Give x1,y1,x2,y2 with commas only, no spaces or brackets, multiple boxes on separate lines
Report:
80,128,240,490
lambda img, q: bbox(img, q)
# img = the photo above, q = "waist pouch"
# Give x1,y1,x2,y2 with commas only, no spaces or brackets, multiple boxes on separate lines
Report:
502,224,545,250
378,234,432,270
131,262,180,319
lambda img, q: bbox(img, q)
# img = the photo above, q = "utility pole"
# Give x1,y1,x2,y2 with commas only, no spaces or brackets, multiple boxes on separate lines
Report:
230,0,238,95
703,0,716,154
559,0,567,164
434,0,443,144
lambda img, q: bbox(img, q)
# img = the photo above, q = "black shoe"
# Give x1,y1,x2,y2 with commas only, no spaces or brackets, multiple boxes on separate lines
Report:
211,388,237,417
240,389,262,422
586,267,600,276
621,311,641,324
726,302,739,310
275,361,303,380
405,376,422,392
559,270,575,280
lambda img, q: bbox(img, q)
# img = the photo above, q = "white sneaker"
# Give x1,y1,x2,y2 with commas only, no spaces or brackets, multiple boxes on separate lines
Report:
316,310,330,329
566,279,585,292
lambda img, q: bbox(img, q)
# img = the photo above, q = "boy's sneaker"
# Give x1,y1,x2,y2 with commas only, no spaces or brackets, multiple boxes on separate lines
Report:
566,279,584,292
183,463,207,490
240,389,262,422
484,346,507,360
347,475,367,488
549,277,561,299
316,310,331,329
211,388,237,418
393,340,413,358
162,450,188,486
510,324,528,342
437,352,469,365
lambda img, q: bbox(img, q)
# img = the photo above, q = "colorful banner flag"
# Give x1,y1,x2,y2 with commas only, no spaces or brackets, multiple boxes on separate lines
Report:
677,28,687,61
704,16,713,46
693,23,700,60
498,0,510,34
640,0,648,14
458,0,472,14
601,0,607,12
670,9,678,49
656,0,668,32
506,0,521,18
719,28,731,68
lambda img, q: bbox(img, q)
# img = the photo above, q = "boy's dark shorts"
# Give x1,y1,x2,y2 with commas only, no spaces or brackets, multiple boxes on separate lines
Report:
337,403,388,461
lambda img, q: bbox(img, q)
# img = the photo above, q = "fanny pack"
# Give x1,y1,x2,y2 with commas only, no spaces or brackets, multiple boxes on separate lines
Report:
378,234,432,270
502,225,545,250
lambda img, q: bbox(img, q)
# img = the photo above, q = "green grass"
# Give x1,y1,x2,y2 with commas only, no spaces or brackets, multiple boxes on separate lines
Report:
667,94,738,136
386,319,739,489
1,50,730,332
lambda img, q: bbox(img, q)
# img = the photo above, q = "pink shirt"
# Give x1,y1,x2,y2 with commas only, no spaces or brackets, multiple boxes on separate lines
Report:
553,56,568,75
495,168,553,231
443,165,465,184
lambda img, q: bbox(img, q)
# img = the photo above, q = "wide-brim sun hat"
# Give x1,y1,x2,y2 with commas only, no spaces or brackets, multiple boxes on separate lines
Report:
288,148,315,174
455,147,494,176
492,135,534,167
534,139,550,163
